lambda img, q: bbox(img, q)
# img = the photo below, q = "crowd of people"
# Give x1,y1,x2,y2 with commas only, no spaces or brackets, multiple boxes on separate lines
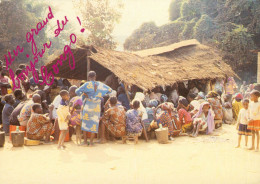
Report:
0,63,260,151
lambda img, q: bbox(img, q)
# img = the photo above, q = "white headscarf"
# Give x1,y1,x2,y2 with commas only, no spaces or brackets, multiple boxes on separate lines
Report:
132,92,148,120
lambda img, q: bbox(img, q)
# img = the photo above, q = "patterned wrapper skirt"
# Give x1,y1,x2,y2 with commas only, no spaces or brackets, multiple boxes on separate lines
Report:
248,120,260,131
238,124,252,136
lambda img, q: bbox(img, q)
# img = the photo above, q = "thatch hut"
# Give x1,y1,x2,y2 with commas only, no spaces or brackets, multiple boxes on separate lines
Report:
45,40,236,93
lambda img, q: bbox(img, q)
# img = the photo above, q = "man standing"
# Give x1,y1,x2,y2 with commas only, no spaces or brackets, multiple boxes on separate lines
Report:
76,71,112,146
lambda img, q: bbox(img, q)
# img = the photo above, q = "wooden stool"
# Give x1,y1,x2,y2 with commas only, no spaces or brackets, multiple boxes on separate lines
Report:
9,125,26,141
122,135,138,144
24,138,40,146
11,131,25,147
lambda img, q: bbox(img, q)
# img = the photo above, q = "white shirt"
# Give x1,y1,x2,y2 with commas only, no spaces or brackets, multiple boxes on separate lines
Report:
237,108,249,125
249,101,260,121
52,95,62,119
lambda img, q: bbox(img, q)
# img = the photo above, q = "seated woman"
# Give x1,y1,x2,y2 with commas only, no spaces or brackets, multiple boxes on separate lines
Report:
153,102,175,140
178,97,193,135
125,100,143,144
191,102,215,137
100,97,126,143
207,91,223,128
222,95,233,124
145,99,158,130
26,103,54,143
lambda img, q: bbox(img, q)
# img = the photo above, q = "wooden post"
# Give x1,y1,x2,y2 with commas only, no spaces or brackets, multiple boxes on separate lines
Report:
86,56,90,81
258,52,260,83
123,82,131,102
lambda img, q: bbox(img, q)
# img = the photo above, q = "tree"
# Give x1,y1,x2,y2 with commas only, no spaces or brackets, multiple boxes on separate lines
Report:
0,0,48,67
75,0,123,49
124,0,260,81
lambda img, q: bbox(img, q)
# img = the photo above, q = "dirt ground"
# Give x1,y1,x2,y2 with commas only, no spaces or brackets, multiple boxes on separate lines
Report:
0,124,260,184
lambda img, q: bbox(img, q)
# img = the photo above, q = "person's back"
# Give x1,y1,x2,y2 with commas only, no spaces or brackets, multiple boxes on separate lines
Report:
10,101,27,126
18,100,34,126
2,95,15,134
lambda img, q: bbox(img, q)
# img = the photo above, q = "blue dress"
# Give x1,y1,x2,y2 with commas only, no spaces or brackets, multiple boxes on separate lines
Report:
75,81,112,133
126,109,143,136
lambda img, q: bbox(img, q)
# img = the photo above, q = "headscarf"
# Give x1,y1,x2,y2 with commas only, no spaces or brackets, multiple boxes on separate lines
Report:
109,90,117,97
149,99,158,108
132,92,148,120
207,91,218,98
178,96,189,107
192,102,215,134
235,93,243,100
160,94,168,103
197,92,205,99
161,102,175,117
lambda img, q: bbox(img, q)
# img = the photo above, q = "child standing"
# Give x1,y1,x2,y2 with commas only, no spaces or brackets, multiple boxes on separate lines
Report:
248,90,260,151
57,90,71,150
235,99,251,148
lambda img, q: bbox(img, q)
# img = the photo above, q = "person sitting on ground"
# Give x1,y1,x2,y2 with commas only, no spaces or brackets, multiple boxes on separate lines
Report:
191,102,215,137
26,103,54,143
232,93,243,121
222,95,233,124
18,94,41,127
177,97,193,135
57,90,71,149
10,100,28,126
2,94,15,135
33,89,49,114
0,71,11,96
145,99,158,130
153,102,175,140
100,97,126,143
207,91,223,128
13,89,25,108
125,100,143,144
236,99,251,148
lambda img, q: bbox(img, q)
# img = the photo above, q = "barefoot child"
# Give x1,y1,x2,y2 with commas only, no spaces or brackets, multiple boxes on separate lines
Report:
248,90,260,151
57,90,71,150
235,99,251,148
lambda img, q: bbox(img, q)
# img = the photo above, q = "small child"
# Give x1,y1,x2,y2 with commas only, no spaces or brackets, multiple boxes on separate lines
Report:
69,96,82,145
2,94,15,135
235,99,251,148
248,90,260,151
57,90,71,150
232,93,243,121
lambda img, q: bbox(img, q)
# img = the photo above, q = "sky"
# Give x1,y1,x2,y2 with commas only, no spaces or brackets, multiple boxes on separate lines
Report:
48,0,172,50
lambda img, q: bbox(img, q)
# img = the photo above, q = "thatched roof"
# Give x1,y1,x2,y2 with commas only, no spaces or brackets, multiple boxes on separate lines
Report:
133,39,200,57
45,41,236,91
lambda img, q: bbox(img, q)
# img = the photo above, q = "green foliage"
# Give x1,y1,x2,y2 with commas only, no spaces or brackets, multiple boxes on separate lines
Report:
193,14,215,42
124,0,260,81
169,0,182,21
0,0,48,67
76,0,123,49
